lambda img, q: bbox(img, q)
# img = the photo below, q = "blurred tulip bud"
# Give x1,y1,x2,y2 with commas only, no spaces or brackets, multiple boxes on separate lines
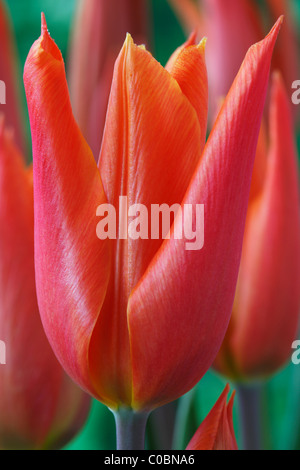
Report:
214,73,300,380
0,120,90,450
186,384,238,450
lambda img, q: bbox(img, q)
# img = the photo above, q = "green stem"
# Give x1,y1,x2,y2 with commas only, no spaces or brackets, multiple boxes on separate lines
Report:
236,383,263,450
172,389,196,450
112,408,150,450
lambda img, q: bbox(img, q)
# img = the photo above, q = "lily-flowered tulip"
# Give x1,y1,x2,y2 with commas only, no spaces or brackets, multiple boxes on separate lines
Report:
68,0,149,159
168,0,299,120
24,14,281,412
0,0,25,153
0,120,90,450
186,385,238,450
214,73,300,380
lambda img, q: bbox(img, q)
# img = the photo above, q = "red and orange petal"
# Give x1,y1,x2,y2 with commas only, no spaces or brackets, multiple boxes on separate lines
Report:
186,384,238,451
24,16,111,405
128,19,282,411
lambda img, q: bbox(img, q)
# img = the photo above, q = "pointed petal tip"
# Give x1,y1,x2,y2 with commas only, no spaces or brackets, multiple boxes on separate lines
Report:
197,36,207,52
266,15,284,41
125,32,134,46
41,12,48,35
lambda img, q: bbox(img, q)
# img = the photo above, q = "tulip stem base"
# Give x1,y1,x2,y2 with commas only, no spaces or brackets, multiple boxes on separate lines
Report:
236,383,263,450
112,408,150,450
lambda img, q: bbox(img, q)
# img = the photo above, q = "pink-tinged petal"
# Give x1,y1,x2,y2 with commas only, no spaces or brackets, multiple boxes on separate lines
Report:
186,385,238,450
68,0,149,159
24,16,111,405
200,0,264,117
228,73,300,378
128,19,282,410
0,1,25,153
92,34,206,407
0,121,89,449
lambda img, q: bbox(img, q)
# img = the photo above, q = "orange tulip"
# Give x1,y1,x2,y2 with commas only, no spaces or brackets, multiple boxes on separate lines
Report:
68,0,149,159
214,73,300,380
23,14,281,412
186,384,238,451
0,120,90,450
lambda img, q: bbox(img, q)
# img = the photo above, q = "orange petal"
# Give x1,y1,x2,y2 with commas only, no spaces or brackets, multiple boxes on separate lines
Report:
167,37,208,151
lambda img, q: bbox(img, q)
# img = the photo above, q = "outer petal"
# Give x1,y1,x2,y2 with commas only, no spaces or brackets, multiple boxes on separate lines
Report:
23,17,111,404
92,34,207,407
227,73,300,378
0,123,89,449
128,19,282,410
186,385,238,450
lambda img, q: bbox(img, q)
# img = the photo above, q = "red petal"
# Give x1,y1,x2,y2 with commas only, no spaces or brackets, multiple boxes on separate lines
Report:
24,18,111,404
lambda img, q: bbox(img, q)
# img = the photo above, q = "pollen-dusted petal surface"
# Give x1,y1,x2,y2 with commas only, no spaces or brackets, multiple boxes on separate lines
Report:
128,19,282,410
24,21,111,403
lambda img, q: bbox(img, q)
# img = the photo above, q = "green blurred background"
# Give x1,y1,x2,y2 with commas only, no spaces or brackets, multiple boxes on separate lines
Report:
4,0,300,450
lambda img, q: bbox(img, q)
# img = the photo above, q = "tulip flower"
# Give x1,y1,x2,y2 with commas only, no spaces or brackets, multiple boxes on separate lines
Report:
68,0,150,159
0,119,90,450
168,0,299,121
186,384,238,451
24,13,281,448
214,72,300,381
0,0,25,153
